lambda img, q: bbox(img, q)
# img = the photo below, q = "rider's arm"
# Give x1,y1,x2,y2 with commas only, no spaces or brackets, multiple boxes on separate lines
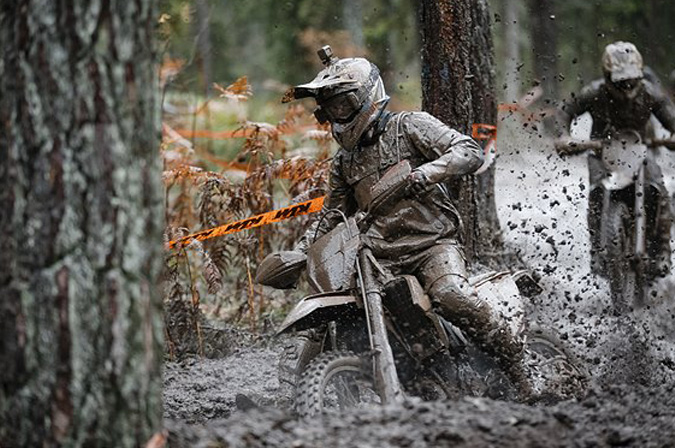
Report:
294,154,354,253
649,82,675,134
403,112,483,183
556,81,598,137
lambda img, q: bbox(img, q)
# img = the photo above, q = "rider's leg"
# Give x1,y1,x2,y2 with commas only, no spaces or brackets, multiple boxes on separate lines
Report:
588,154,606,275
644,160,673,278
415,244,531,396
588,186,605,274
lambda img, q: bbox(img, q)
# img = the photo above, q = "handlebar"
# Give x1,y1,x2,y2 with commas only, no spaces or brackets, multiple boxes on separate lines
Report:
555,137,675,155
554,140,602,154
647,139,675,150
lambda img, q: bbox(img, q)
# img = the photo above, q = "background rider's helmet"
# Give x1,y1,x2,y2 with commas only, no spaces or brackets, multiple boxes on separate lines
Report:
601,41,644,97
282,45,389,151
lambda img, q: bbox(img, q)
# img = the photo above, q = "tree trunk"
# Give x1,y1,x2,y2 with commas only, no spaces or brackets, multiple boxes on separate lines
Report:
419,0,502,264
195,0,212,96
0,1,163,447
343,0,365,51
529,0,558,130
503,0,521,103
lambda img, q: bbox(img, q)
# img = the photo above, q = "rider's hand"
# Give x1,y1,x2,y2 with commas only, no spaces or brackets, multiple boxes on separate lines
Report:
554,137,580,155
407,170,429,196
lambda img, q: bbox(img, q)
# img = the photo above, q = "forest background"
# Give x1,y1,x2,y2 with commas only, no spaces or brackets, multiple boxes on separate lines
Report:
159,0,675,342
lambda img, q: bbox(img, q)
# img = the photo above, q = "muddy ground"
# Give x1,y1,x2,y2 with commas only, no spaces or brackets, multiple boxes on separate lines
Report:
163,113,675,447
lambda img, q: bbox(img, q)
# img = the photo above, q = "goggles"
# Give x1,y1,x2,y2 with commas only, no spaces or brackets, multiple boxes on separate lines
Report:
613,78,640,92
314,90,362,124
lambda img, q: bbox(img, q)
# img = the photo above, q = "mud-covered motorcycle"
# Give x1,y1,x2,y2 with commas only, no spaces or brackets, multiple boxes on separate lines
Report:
257,161,587,417
556,132,675,311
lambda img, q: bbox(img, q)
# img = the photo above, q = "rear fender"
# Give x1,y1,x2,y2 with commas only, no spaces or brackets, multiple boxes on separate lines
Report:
276,292,360,335
470,270,530,337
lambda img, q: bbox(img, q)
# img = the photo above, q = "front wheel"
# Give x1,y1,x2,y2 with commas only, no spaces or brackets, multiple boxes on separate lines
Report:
524,328,588,401
602,201,638,313
295,351,380,418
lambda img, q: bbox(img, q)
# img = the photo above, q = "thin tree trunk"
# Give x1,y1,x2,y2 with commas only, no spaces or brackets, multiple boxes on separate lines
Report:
343,0,365,51
0,1,163,447
529,0,558,131
419,0,502,264
504,0,521,103
196,0,212,96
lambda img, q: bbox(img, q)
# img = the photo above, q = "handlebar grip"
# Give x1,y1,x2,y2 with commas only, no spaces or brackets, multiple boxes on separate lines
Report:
554,140,602,154
647,139,675,150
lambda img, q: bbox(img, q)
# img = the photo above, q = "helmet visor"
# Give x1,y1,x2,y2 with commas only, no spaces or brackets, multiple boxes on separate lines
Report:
614,78,640,91
318,91,361,123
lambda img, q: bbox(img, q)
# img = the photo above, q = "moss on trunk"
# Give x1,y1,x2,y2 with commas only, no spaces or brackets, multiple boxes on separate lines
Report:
0,1,163,446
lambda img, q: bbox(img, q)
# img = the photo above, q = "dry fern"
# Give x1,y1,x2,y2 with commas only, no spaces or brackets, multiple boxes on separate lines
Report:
213,76,252,102
163,80,334,331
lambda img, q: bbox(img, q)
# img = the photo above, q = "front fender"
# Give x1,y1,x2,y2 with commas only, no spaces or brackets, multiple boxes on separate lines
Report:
277,292,360,335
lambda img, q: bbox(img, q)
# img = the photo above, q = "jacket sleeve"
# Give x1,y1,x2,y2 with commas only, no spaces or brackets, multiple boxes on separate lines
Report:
294,154,354,253
649,83,675,134
403,112,484,183
556,81,598,137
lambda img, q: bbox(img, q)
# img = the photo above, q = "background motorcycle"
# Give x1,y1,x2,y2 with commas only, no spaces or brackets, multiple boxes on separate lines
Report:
556,132,675,311
258,161,587,417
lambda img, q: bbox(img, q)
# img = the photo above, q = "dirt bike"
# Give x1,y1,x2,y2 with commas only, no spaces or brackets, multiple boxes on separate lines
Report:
555,132,675,312
257,161,587,417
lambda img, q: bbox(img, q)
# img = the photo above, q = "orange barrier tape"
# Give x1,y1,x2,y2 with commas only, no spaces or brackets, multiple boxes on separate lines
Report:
497,104,522,112
168,196,326,249
194,148,251,172
174,128,256,139
471,123,497,140
472,123,497,161
173,124,316,140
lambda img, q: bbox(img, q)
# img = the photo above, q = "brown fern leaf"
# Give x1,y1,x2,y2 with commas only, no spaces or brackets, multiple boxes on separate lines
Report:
203,252,223,295
198,177,233,228
162,165,224,186
159,57,186,88
214,76,252,102
208,240,234,272
303,123,334,155
187,239,224,295
276,104,306,135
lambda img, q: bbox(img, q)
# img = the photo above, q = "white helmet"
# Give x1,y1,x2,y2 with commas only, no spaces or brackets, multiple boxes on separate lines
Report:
602,42,644,99
283,46,389,150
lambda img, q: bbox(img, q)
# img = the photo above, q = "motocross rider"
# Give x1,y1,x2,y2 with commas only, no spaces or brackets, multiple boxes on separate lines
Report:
282,46,531,396
557,41,675,279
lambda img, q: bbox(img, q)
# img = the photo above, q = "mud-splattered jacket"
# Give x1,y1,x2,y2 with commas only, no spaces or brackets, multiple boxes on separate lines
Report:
298,111,483,259
559,78,675,139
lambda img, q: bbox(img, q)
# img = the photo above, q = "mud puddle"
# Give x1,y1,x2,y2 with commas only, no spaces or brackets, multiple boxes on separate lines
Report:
163,115,675,447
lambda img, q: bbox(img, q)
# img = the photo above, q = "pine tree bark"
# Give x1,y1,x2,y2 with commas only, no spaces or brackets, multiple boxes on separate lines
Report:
503,0,522,103
419,0,502,264
196,0,212,96
529,0,558,126
0,1,163,447
343,0,365,51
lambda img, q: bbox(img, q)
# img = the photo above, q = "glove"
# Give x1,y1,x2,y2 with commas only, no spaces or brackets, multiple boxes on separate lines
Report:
407,170,429,196
554,137,584,155
554,137,571,151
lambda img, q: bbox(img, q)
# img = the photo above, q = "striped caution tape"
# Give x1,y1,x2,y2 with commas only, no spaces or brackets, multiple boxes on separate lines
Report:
472,123,497,175
168,196,326,250
471,123,497,141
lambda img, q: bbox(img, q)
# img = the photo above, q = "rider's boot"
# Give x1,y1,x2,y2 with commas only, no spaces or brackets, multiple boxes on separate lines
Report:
653,194,673,278
427,273,533,401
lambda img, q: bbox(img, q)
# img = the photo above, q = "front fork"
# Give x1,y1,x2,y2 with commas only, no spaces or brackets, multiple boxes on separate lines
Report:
633,167,647,305
356,247,404,404
601,167,647,302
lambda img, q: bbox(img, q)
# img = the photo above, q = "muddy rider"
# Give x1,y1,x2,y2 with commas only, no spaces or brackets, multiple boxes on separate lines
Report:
557,41,675,279
280,46,531,396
